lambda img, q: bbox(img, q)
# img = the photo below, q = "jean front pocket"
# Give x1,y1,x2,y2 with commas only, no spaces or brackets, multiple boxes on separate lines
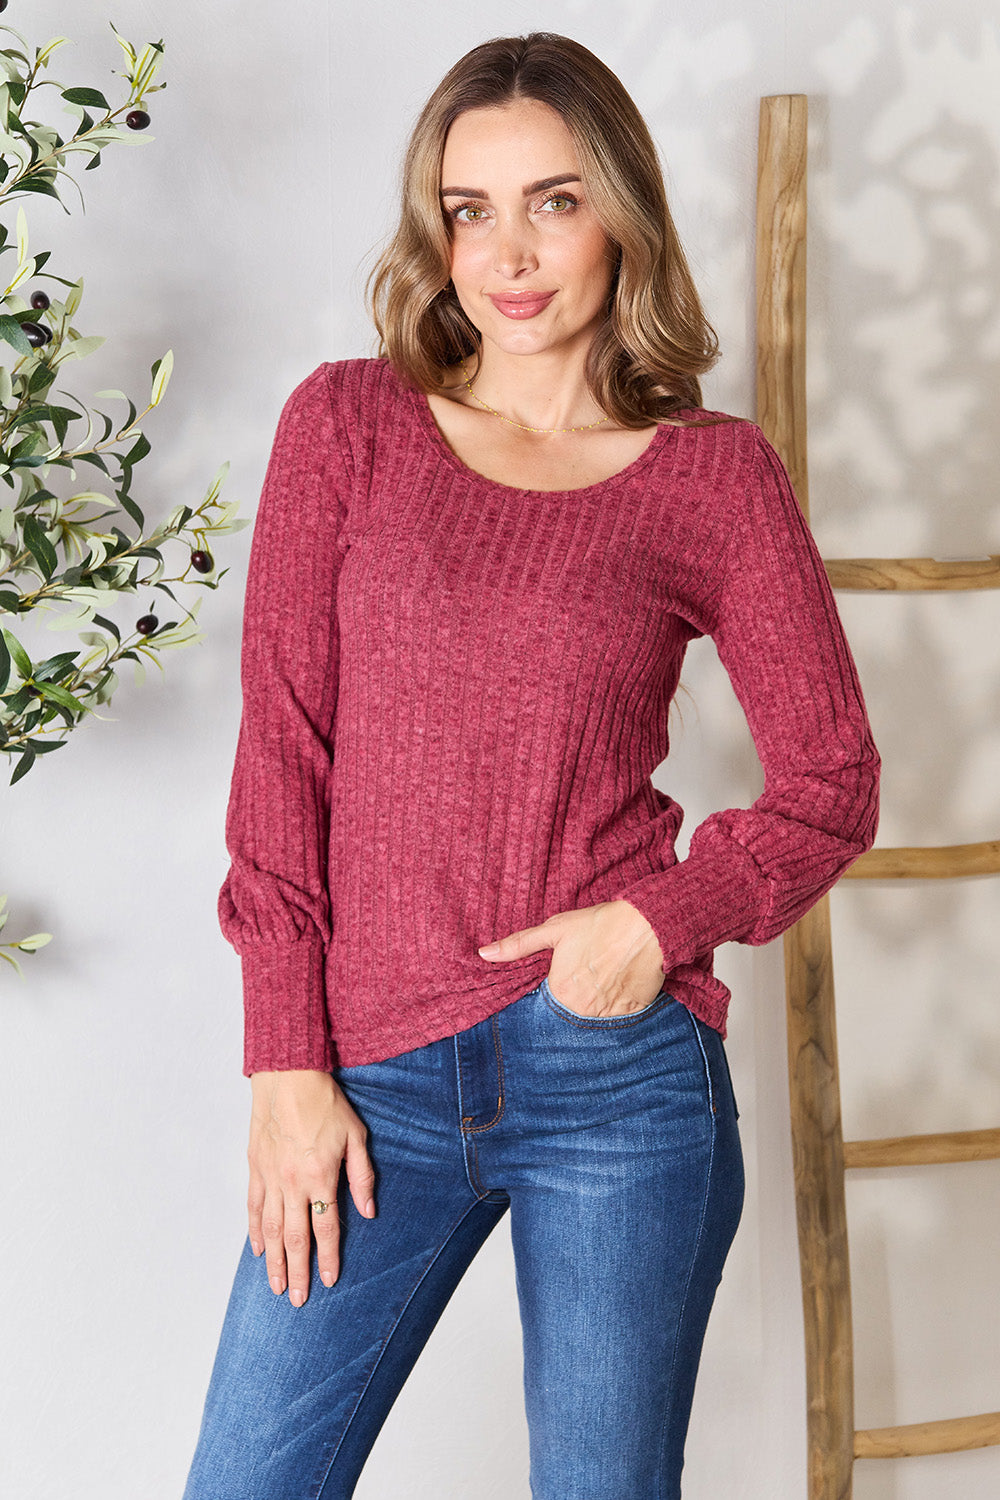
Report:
540,974,674,1029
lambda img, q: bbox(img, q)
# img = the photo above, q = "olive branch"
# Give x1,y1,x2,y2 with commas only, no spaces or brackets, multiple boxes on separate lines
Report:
1,17,248,970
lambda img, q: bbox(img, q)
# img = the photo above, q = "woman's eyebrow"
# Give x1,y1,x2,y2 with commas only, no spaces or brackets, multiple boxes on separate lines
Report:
439,174,582,199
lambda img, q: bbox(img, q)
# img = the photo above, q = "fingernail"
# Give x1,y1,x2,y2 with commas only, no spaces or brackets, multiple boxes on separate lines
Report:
365,1198,376,1218
251,1241,263,1257
270,1276,284,1295
289,1288,305,1308
320,1272,335,1288
478,943,499,956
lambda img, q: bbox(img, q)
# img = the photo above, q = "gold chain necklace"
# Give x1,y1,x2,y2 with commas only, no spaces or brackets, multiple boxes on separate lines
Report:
459,358,612,435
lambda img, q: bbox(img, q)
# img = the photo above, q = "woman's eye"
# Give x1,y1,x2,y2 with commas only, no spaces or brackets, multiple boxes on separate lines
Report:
450,203,485,222
540,194,576,213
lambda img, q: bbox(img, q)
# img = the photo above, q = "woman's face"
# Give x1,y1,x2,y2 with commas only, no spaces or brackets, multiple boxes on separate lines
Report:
440,98,616,363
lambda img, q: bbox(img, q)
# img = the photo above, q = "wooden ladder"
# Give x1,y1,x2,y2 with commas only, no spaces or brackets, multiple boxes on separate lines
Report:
755,93,1000,1498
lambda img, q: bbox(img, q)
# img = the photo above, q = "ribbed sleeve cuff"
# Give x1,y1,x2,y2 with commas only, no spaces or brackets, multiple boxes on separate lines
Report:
613,839,768,974
239,941,333,1076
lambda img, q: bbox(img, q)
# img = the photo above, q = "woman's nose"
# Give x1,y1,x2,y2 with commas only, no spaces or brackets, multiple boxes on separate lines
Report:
492,216,538,280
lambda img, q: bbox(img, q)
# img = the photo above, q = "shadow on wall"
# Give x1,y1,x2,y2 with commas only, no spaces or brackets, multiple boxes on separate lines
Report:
807,16,999,1500
582,10,1000,1499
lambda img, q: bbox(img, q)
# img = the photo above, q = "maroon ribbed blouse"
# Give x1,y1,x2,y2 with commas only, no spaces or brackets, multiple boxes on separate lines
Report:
218,358,880,1074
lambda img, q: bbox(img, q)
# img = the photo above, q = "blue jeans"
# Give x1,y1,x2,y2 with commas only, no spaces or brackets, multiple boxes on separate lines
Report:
183,979,744,1499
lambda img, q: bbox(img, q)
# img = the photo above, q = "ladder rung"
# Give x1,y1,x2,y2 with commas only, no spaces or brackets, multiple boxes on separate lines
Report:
843,840,1000,879
826,555,1000,591
844,1127,1000,1168
855,1410,1000,1459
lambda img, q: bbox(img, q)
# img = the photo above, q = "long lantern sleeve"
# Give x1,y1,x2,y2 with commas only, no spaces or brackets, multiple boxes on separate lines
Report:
217,364,352,1075
613,425,881,977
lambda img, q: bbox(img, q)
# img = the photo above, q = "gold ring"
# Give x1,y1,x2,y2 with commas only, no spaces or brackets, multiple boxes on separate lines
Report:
311,1200,331,1215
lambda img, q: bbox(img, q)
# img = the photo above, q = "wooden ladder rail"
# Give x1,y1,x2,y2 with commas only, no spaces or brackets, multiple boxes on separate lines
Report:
756,93,1000,1499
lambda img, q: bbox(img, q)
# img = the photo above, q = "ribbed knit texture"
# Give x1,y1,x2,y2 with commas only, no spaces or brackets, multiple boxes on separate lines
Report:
218,358,880,1074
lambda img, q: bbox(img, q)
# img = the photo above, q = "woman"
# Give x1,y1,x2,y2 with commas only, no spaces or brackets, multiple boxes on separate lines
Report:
184,32,879,1500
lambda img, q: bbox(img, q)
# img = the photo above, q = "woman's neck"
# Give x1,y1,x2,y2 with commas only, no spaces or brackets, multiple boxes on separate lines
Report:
461,345,606,432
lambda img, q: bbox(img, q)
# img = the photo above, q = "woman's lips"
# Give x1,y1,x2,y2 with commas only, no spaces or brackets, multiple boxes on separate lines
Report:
486,291,556,319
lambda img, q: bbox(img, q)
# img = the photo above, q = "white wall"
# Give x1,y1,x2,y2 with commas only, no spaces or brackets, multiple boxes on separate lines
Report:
1,2,997,1496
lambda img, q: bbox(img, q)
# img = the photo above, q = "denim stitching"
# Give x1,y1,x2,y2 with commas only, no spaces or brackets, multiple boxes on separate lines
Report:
689,1007,717,1116
454,1029,468,1117
453,1026,508,1207
453,1034,486,1197
656,1005,717,1497
462,1010,506,1134
540,975,674,1030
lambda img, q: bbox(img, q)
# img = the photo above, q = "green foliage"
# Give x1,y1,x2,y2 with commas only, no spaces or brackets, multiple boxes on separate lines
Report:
0,891,50,976
0,18,248,967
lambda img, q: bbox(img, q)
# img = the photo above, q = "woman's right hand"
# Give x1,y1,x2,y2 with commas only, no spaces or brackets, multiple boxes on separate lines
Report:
248,1068,376,1307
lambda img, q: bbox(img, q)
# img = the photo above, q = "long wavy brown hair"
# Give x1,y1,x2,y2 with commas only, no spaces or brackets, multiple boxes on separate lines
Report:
366,32,723,428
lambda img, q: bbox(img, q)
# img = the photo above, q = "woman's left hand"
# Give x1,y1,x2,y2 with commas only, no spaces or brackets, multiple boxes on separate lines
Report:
478,899,666,1018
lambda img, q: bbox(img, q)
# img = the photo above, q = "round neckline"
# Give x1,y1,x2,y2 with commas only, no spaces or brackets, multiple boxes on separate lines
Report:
410,383,676,499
